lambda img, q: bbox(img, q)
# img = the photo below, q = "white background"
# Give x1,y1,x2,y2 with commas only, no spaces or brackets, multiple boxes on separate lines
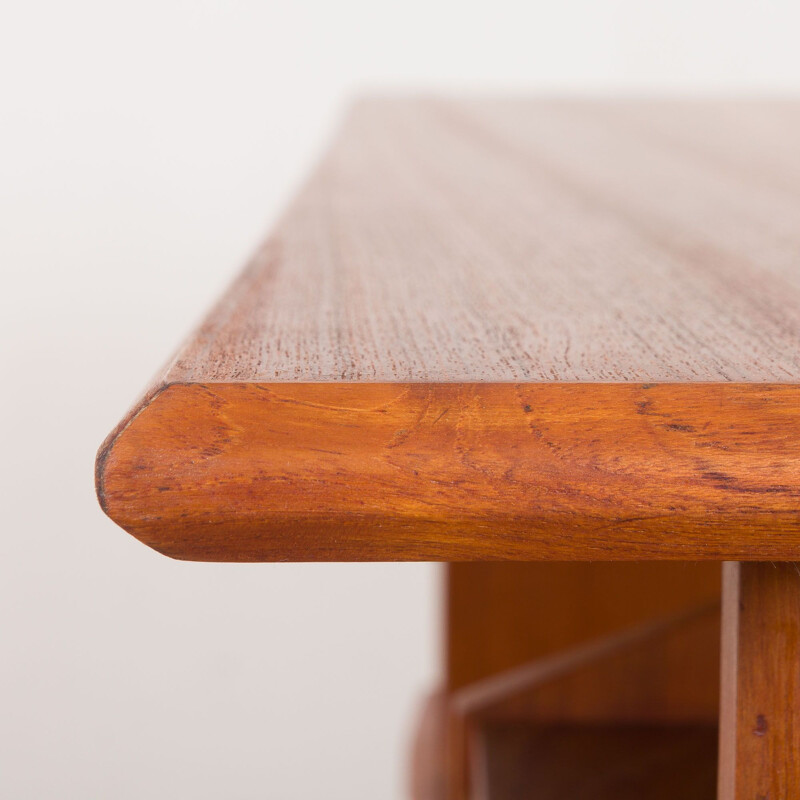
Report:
2,1,800,797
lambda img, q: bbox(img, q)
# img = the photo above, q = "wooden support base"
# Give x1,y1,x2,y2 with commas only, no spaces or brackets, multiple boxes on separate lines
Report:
718,562,800,799
412,563,722,799
414,563,800,798
413,692,718,800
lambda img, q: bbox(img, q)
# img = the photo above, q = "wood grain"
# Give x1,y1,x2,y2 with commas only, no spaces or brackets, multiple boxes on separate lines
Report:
718,561,800,799
453,604,720,725
446,562,721,689
99,382,800,560
168,98,800,384
97,99,800,561
438,598,720,800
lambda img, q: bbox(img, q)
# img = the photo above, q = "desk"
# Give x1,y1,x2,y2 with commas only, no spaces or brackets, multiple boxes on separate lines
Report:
97,98,800,798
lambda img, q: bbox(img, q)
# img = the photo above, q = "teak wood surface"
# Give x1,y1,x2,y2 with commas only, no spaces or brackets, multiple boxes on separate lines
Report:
718,562,800,799
431,563,722,799
97,98,800,562
446,562,721,690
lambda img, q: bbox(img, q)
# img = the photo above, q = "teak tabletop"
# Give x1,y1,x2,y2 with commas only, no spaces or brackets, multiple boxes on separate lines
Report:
97,99,800,800
97,97,800,563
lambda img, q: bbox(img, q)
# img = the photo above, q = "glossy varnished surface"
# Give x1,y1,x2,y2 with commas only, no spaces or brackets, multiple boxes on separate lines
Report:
97,99,800,561
99,383,800,560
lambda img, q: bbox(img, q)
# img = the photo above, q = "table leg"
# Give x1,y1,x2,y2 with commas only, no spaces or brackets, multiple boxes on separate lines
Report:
719,561,800,799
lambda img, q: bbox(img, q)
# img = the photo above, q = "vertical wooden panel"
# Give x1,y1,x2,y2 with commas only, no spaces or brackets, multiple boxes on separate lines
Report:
446,562,721,690
718,561,800,799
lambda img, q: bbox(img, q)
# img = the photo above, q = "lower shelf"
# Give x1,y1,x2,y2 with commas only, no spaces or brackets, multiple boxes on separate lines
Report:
478,723,718,800
415,568,724,800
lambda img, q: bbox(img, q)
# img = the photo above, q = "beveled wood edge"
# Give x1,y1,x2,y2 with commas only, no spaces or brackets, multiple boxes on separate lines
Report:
96,380,800,562
96,382,167,519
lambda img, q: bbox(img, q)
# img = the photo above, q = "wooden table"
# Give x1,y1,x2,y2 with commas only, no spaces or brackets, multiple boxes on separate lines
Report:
96,98,800,799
